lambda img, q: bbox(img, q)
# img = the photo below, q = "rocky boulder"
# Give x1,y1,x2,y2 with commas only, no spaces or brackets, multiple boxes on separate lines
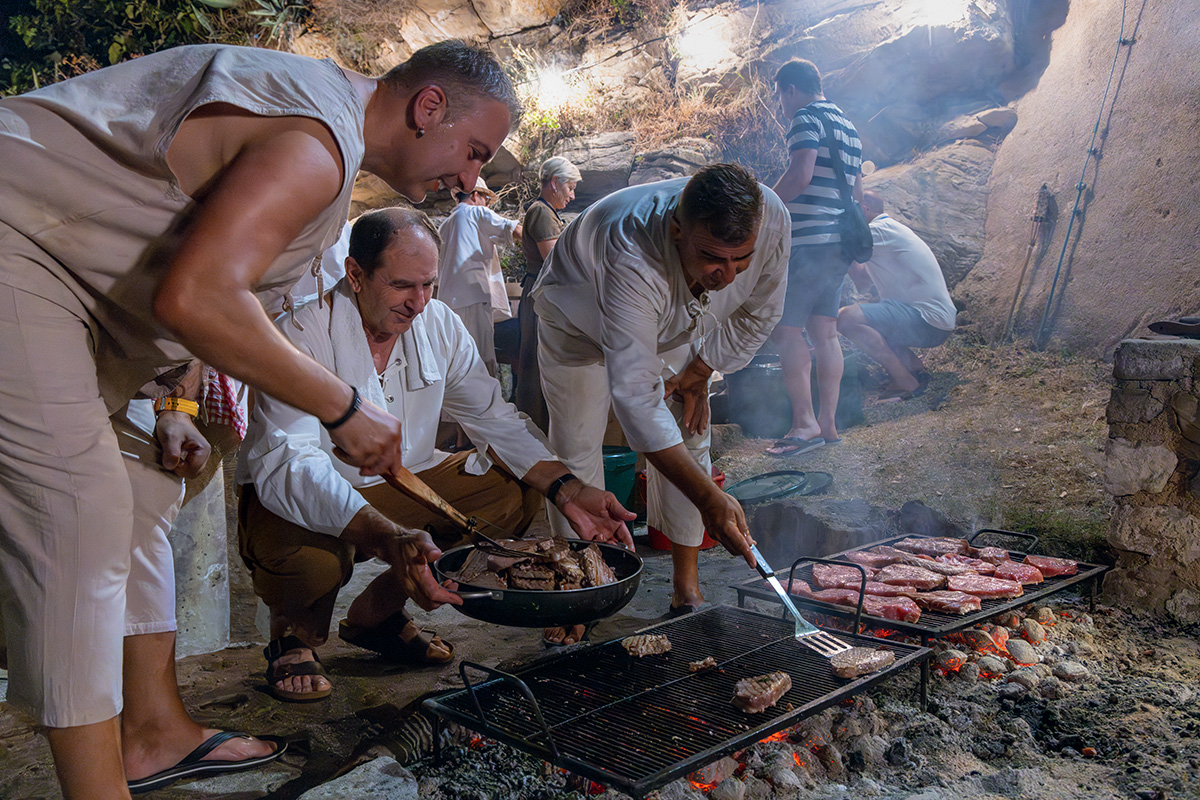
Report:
555,132,637,208
865,140,996,288
629,138,723,186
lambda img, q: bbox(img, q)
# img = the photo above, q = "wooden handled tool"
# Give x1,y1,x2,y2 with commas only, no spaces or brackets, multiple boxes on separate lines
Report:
382,466,474,530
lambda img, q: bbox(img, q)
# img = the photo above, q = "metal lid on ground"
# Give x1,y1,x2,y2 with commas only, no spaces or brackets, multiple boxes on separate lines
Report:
724,470,832,505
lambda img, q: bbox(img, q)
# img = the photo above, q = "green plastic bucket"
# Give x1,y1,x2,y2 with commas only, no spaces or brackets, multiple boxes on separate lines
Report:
602,446,638,510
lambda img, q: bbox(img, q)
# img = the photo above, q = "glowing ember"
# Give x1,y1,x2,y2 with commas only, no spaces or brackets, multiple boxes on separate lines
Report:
760,729,789,743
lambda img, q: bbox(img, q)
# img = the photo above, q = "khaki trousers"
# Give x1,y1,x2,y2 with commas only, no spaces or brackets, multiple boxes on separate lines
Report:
238,450,542,629
0,230,185,727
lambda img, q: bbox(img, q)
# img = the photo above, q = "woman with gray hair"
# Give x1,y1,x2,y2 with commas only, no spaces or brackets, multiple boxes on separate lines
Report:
515,156,581,435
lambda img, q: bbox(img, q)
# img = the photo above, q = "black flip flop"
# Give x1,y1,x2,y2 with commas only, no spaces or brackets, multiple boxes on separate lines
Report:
1148,317,1200,339
127,731,287,795
765,436,825,457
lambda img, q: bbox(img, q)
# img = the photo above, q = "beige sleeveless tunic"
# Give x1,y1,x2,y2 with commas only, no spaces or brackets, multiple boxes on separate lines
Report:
0,44,364,409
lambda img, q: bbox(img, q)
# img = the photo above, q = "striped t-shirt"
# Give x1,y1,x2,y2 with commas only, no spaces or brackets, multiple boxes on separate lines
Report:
784,100,862,247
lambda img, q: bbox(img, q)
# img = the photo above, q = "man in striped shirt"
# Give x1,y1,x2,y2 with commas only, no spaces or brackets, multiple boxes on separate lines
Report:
765,59,863,457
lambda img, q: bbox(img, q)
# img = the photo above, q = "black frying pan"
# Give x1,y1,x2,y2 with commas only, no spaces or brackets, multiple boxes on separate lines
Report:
433,540,643,627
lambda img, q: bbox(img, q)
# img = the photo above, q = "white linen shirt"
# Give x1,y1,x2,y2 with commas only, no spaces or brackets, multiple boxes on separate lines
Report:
532,177,790,454
862,214,957,331
437,204,517,318
235,290,555,536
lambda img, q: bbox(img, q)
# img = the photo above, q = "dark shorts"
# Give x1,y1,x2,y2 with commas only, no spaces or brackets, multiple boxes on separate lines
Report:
779,242,852,328
859,300,952,349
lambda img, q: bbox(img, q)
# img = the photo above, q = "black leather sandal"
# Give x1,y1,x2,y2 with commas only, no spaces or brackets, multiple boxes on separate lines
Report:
264,635,331,702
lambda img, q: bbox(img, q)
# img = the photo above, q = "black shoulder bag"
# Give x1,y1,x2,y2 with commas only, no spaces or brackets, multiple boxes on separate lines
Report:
815,109,872,263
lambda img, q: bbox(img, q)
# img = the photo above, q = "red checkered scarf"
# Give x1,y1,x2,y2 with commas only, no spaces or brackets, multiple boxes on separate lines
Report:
201,367,247,440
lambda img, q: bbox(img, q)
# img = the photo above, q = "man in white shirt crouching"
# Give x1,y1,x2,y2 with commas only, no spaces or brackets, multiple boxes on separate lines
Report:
532,164,790,618
237,207,634,703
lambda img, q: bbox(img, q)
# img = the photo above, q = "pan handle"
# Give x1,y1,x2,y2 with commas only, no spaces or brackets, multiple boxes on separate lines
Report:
969,527,1040,553
458,661,559,759
456,590,503,601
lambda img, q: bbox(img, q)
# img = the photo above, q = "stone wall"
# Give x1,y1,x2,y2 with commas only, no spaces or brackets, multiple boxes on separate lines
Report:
1102,339,1200,623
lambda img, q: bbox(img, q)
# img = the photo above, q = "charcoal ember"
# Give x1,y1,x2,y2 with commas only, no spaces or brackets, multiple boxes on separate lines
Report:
1006,639,1040,665
959,662,981,681
621,634,671,656
1020,618,1047,644
892,536,971,557
688,656,718,672
977,655,1010,676
731,671,792,713
829,647,895,678
579,543,617,586
507,563,556,591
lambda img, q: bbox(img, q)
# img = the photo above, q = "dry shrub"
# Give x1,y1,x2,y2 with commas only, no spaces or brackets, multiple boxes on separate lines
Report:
308,0,415,70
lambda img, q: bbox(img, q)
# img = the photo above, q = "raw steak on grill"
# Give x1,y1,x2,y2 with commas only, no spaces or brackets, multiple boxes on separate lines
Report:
731,671,792,713
972,546,1011,565
621,634,671,656
936,553,997,575
813,563,874,589
1024,554,1078,577
875,563,947,591
863,581,918,598
909,558,975,577
790,582,921,622
892,537,971,557
946,573,1024,599
829,647,896,679
912,590,982,615
993,560,1044,585
844,550,902,569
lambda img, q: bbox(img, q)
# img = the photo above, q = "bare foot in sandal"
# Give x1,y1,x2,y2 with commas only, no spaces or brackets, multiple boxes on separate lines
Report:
264,635,332,702
542,624,589,647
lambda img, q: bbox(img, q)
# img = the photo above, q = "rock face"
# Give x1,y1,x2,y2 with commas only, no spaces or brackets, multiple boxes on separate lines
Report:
1104,339,1200,623
554,132,638,208
629,138,723,186
864,141,995,288
956,0,1200,353
297,757,418,799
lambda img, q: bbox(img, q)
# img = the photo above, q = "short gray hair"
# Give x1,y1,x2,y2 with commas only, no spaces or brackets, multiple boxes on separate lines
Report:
382,40,522,125
539,156,582,186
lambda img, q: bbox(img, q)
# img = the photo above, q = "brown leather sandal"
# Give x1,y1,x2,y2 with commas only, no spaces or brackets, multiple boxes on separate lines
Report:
338,611,455,666
264,635,332,702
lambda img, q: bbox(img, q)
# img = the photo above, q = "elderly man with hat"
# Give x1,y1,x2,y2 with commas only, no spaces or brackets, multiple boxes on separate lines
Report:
437,177,523,377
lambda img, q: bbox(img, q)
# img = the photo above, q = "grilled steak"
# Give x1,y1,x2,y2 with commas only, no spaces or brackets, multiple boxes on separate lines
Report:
621,634,671,656
973,546,1010,565
993,560,1045,585
829,647,896,679
732,671,792,713
845,549,902,569
946,573,1024,599
863,581,918,598
875,563,947,591
892,536,971,557
790,581,921,622
580,544,617,587
549,556,586,589
813,563,873,589
913,590,982,615
456,548,494,585
507,563,556,591
936,553,997,575
688,656,718,672
1023,554,1078,577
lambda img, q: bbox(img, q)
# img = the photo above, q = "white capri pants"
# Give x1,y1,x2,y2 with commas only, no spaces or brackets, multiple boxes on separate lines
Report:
449,301,498,378
538,318,710,546
0,235,183,728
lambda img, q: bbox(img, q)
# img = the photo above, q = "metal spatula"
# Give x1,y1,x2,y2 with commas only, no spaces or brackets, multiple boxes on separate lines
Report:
749,544,853,658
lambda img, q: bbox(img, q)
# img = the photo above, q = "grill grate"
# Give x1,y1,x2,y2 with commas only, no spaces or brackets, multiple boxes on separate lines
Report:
423,605,929,799
734,533,1109,638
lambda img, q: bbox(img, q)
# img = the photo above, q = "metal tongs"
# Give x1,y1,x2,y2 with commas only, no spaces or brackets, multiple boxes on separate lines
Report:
749,544,853,659
382,467,531,558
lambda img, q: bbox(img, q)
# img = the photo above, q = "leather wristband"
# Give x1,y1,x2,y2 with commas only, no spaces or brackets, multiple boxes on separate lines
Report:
321,386,361,431
546,472,579,507
152,396,199,418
